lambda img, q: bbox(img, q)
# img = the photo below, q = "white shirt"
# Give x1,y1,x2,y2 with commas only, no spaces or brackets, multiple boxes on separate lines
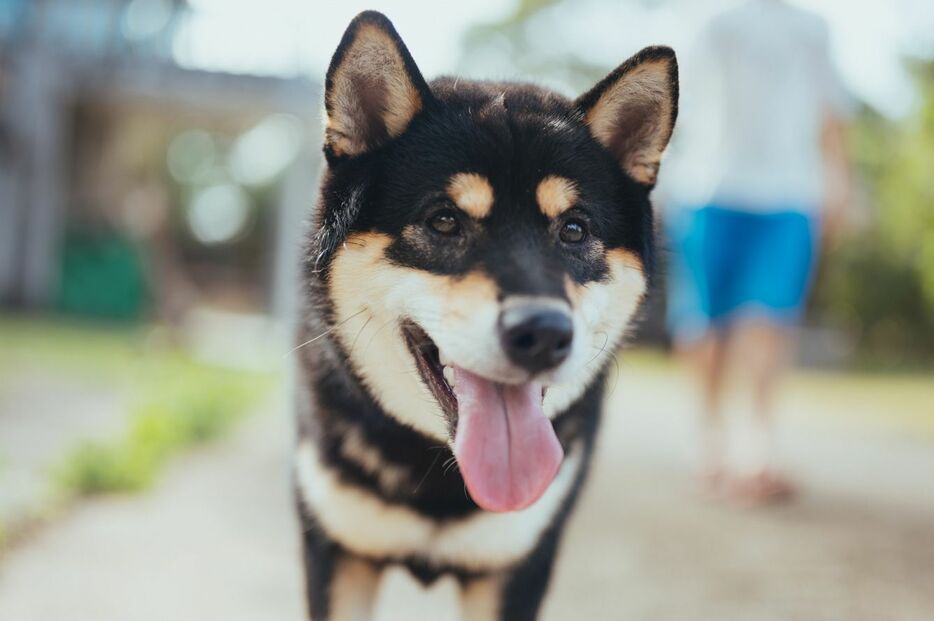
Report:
660,0,851,213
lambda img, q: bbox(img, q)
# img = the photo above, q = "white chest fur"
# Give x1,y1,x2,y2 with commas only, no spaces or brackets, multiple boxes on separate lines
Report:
295,440,582,571
372,567,462,621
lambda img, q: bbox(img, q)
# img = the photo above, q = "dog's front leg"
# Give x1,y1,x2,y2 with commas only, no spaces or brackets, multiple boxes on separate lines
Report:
327,555,382,621
461,575,504,621
301,517,380,621
497,529,563,621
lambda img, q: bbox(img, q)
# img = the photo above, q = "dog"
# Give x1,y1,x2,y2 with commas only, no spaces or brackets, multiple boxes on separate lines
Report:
294,11,678,620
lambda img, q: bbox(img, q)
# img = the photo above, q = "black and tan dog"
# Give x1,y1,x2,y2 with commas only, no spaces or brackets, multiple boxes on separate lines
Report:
294,11,677,620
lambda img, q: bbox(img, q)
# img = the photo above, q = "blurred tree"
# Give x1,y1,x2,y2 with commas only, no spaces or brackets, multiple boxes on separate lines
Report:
812,60,934,365
459,0,670,94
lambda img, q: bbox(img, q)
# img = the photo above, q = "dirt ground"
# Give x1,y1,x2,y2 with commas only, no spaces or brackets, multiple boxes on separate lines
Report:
1,361,932,620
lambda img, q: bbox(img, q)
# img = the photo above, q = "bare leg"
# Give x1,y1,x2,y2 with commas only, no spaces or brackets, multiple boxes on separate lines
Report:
728,319,796,504
676,330,729,490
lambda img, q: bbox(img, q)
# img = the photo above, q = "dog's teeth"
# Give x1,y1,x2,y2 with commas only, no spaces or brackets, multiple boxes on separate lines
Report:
439,351,451,366
443,365,455,387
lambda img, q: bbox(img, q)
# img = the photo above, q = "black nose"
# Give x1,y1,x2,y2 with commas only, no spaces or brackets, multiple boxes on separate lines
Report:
499,305,574,374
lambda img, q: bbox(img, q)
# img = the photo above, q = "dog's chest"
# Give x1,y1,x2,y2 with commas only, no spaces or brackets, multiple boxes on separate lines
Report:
295,440,582,570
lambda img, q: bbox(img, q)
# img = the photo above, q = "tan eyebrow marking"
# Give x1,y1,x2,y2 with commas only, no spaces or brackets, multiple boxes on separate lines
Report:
536,176,579,218
447,173,494,219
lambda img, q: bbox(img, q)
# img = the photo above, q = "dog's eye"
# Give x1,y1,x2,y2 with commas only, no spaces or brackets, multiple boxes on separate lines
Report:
559,219,587,244
426,209,461,236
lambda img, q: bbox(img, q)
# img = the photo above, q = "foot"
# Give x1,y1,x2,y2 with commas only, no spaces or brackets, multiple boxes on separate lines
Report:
726,470,796,507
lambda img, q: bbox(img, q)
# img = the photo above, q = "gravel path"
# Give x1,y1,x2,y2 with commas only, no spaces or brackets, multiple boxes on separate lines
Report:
1,365,932,620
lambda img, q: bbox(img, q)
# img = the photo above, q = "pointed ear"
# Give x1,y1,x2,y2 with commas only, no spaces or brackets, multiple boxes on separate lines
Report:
324,11,432,159
575,46,679,187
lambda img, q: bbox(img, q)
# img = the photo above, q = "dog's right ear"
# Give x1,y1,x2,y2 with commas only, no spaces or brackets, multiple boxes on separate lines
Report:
575,46,678,187
324,11,432,160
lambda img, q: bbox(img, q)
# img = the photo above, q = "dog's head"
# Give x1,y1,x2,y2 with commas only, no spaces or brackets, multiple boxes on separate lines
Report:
309,11,677,512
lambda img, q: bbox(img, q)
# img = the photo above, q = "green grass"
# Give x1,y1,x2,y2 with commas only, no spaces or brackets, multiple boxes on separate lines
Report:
0,313,274,499
54,365,270,495
0,314,146,377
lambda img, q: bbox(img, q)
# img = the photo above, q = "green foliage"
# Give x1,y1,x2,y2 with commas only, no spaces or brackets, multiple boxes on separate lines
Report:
812,60,934,365
460,0,670,94
0,315,273,498
813,241,934,365
55,367,268,496
55,443,152,494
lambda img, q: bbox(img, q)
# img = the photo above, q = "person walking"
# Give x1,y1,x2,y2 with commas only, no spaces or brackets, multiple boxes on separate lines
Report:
661,0,852,504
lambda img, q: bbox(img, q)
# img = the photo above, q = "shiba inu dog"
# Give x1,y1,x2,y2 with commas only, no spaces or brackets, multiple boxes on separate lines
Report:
294,11,677,620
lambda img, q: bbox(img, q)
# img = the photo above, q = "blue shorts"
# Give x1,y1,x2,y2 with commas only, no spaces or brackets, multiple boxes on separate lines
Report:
665,205,819,342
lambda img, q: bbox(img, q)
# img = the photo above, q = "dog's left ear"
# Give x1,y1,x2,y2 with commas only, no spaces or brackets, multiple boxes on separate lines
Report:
324,11,432,160
575,46,678,187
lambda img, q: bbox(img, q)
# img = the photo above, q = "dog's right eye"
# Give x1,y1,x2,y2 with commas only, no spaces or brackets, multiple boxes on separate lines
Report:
426,209,462,236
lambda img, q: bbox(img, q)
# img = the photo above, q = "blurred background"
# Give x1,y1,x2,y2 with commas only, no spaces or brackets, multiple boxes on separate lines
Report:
0,0,931,619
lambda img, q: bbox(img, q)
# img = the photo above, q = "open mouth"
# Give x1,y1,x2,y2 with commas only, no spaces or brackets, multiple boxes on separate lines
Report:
401,321,458,421
400,320,564,513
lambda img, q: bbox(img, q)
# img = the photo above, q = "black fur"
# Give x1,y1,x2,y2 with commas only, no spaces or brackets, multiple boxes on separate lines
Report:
295,10,677,620
299,512,340,621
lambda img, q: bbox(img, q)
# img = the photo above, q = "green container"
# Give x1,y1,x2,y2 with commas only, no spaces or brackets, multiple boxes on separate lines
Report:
58,230,148,320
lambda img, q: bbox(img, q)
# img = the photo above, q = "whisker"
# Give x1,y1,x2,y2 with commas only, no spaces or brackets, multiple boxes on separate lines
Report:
284,308,367,357
442,455,459,476
348,314,373,355
362,316,400,358
585,331,611,366
413,450,443,494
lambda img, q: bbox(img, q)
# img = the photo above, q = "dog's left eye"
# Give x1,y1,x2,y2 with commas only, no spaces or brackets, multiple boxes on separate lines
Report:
559,219,588,244
426,209,462,236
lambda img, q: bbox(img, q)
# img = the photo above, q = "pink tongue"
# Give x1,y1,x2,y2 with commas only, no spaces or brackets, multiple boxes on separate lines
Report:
452,366,564,512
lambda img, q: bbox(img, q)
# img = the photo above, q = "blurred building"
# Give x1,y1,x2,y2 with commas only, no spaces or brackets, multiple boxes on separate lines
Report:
0,0,320,319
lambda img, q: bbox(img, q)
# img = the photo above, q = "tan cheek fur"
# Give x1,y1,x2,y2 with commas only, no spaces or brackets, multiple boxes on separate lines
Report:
329,232,497,325
447,173,495,220
328,232,501,438
576,248,647,350
536,175,579,219
544,248,646,416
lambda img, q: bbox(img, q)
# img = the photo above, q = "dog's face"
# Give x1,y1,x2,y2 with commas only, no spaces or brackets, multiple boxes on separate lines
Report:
311,12,677,512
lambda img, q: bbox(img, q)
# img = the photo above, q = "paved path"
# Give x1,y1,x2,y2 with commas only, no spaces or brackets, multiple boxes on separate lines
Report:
0,371,127,531
1,365,932,620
